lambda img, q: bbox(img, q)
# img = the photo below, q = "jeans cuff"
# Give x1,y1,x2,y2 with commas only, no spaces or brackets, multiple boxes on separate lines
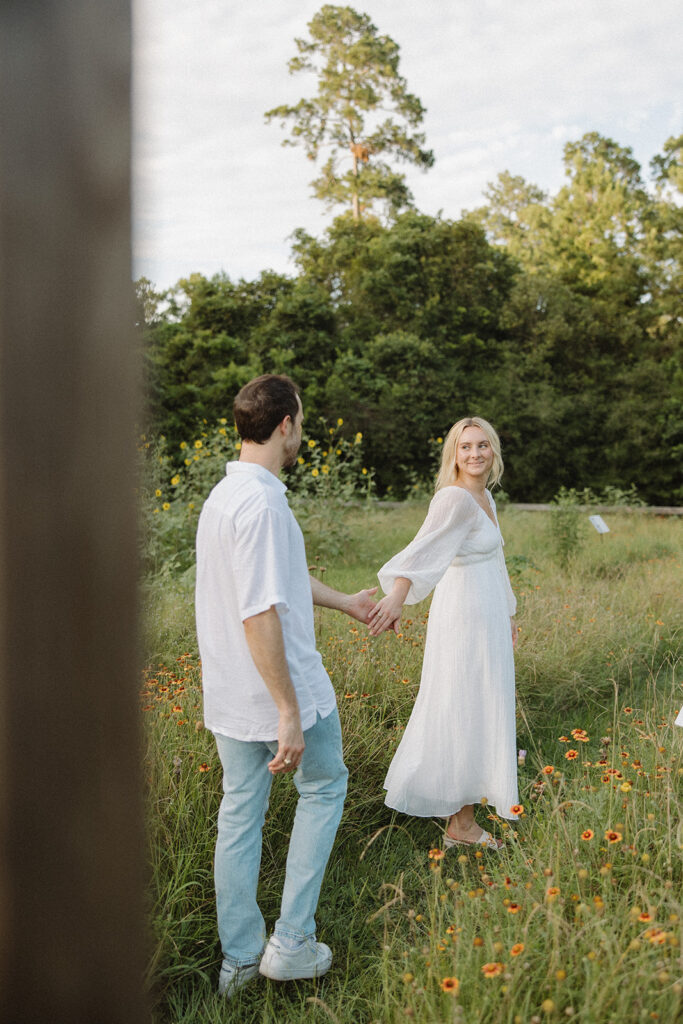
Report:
273,925,315,943
221,948,264,970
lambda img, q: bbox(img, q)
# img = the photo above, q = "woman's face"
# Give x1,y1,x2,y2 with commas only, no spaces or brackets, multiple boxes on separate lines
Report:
455,426,494,480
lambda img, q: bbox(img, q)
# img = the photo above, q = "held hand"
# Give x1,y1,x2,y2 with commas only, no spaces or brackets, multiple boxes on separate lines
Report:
268,712,305,774
511,617,518,650
345,586,379,625
368,593,404,636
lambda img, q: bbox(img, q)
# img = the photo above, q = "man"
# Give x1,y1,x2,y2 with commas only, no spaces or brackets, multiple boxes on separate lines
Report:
195,374,379,998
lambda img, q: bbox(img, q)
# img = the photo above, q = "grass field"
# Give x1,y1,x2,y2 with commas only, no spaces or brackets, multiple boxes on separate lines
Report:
141,502,682,1023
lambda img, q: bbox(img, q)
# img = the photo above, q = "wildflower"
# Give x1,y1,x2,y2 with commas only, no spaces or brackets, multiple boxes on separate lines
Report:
620,782,632,792
510,943,524,956
171,475,180,486
545,887,561,901
162,502,170,511
541,999,556,1013
565,750,579,760
605,830,623,844
581,830,594,841
336,448,341,455
179,441,187,449
194,439,202,449
321,465,330,474
362,467,368,475
623,707,633,714
402,972,414,984
355,432,362,443
440,977,459,994
555,969,567,981
481,962,504,978
428,848,445,861
473,936,484,947
558,736,570,742
542,765,554,775
643,927,667,945
337,417,343,426
507,903,522,914
510,804,524,815
311,468,319,477
297,456,304,465
155,488,162,497
198,763,210,772
638,912,653,922
437,436,443,443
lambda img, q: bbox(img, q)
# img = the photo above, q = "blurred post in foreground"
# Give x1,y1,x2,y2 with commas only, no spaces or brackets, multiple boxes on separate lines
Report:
0,1,147,1020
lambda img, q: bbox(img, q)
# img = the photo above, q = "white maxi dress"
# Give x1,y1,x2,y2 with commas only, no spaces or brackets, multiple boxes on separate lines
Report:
378,485,520,820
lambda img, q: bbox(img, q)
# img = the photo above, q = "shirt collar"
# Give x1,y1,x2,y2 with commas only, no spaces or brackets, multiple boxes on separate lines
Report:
225,460,288,494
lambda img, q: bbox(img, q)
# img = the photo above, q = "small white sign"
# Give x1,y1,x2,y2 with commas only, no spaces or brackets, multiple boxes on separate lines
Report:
589,514,610,534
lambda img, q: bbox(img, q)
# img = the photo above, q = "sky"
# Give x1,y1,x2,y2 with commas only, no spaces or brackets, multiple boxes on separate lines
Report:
133,0,682,290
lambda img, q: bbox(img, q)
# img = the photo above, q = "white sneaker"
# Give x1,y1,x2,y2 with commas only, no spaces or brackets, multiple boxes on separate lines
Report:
259,935,333,980
217,959,260,998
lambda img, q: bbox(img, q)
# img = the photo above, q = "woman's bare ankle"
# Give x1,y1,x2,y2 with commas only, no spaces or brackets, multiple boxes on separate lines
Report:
447,814,477,838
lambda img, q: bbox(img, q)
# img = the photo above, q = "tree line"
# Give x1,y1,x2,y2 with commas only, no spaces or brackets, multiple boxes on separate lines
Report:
139,7,681,504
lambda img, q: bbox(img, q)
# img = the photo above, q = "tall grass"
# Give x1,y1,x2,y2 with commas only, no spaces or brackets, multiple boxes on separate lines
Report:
141,503,682,1022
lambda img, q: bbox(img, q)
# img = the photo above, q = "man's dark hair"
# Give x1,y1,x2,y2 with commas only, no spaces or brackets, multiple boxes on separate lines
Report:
233,374,300,443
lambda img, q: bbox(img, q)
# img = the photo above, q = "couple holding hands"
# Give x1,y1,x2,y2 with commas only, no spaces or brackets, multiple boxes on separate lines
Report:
195,374,520,998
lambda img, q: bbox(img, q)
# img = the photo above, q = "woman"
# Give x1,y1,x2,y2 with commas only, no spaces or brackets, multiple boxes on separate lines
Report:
368,418,519,849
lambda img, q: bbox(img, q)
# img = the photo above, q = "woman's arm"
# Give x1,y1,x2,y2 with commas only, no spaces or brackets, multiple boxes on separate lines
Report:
377,487,477,607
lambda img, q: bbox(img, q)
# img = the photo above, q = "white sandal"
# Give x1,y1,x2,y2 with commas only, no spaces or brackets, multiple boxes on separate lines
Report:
443,827,503,850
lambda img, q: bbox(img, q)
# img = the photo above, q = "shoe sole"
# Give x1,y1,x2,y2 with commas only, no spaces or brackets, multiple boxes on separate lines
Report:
259,960,332,981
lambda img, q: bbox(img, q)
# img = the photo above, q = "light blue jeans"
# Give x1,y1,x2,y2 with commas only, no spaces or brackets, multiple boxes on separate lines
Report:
213,709,348,967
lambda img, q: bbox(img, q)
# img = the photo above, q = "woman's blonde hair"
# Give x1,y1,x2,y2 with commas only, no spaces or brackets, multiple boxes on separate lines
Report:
435,417,504,492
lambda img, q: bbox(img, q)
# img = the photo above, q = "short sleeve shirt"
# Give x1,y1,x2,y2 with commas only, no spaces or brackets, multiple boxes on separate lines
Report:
195,461,336,740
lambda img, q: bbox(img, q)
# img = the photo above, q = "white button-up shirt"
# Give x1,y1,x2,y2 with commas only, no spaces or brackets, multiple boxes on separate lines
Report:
195,461,336,741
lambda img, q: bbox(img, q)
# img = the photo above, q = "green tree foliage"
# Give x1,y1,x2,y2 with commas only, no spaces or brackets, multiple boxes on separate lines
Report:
265,5,433,220
141,129,682,504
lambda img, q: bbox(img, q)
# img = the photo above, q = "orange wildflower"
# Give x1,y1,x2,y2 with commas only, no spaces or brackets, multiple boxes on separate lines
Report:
198,763,210,772
565,749,579,760
605,830,623,843
542,765,555,775
507,903,522,914
429,848,445,861
581,829,594,841
510,804,524,815
510,943,525,957
546,886,561,901
440,977,460,994
481,962,504,978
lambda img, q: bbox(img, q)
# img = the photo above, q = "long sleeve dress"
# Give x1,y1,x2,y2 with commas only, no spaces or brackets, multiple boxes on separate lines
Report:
378,485,520,820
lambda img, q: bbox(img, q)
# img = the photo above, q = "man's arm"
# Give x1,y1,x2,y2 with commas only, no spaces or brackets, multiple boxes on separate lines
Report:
309,575,379,627
243,606,304,773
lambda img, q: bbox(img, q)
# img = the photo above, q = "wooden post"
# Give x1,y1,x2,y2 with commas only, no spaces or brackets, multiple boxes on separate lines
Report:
0,2,147,1020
